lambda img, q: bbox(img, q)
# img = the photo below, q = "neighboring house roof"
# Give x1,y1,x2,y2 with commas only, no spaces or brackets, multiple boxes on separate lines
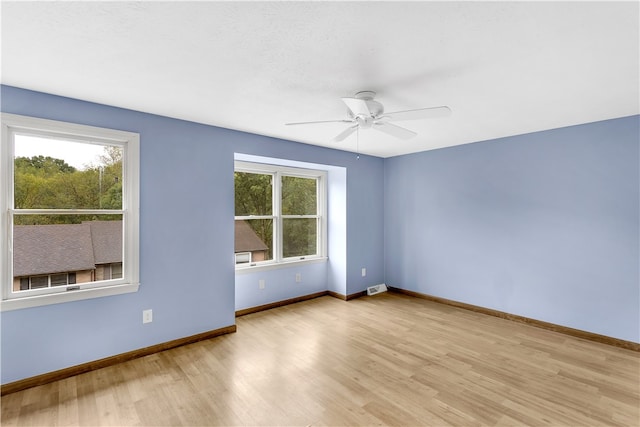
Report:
235,220,268,253
87,220,122,264
13,221,122,277
13,223,96,276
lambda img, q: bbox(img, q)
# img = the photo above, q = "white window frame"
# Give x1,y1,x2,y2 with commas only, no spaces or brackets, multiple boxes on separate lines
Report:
235,161,327,271
1,113,140,311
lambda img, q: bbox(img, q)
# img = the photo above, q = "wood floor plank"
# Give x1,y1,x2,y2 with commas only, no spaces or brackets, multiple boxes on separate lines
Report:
2,293,638,426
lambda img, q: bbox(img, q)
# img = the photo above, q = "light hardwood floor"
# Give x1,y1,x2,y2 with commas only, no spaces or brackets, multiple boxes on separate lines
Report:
2,293,639,426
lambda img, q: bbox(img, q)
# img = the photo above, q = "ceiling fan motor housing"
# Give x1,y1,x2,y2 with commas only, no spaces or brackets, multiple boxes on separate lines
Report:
348,91,384,125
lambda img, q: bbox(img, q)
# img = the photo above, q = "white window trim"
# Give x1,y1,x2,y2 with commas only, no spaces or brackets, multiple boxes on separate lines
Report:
234,256,327,274
0,113,140,311
234,161,327,271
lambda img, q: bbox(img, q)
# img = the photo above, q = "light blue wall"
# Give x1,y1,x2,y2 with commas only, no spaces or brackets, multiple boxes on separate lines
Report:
345,159,385,295
385,116,640,342
236,262,328,311
0,85,385,384
2,84,636,385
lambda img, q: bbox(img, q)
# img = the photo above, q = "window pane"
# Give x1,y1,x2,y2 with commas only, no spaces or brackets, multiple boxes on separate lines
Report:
235,219,272,262
102,266,112,281
111,263,123,279
12,215,123,289
234,172,272,216
50,273,68,287
14,134,123,209
30,276,48,289
283,218,317,258
282,176,317,215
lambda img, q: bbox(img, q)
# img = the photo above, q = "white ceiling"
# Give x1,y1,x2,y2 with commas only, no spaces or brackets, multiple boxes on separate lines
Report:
2,1,638,158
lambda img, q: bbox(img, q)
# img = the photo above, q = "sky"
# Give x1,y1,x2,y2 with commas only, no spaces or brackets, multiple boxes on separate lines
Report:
14,134,109,170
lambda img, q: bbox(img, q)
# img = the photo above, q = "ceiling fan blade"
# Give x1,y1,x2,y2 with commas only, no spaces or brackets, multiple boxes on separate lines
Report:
286,119,353,126
383,106,452,121
333,125,358,142
341,97,371,116
373,122,416,139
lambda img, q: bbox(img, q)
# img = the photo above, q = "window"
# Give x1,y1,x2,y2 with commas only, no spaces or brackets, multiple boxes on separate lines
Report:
99,263,123,281
234,161,326,268
235,252,252,264
111,263,123,279
1,114,140,310
18,273,76,290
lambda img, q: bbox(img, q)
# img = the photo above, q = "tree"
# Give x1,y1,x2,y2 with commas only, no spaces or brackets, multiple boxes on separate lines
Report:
98,146,122,166
13,147,123,225
14,156,76,210
14,155,76,176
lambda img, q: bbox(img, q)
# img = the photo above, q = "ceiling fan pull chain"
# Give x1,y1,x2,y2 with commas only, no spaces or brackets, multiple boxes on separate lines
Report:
356,126,360,160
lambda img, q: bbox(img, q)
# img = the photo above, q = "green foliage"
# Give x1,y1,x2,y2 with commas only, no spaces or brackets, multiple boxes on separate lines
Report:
14,155,76,175
101,181,122,209
235,172,274,258
234,172,272,215
14,213,122,226
283,218,317,258
13,148,123,225
282,176,317,257
282,176,316,215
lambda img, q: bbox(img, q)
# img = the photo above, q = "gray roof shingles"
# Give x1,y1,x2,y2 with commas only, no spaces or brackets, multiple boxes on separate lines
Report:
15,220,265,276
13,221,122,277
87,220,122,264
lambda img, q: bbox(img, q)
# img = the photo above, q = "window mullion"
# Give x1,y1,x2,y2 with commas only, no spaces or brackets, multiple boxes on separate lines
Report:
317,175,324,257
273,171,282,263
11,209,125,215
235,215,275,220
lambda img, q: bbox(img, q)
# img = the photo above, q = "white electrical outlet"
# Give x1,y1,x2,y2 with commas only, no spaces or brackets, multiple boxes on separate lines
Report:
295,273,301,283
143,309,153,324
259,279,265,290
362,267,367,277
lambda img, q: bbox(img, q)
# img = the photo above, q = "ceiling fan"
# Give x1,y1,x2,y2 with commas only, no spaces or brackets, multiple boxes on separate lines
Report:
285,91,451,142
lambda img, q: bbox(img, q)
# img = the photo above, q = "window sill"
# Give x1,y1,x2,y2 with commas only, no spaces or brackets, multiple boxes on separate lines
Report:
235,257,327,275
0,283,140,312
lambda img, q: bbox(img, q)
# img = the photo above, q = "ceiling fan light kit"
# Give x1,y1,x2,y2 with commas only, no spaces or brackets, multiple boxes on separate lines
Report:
286,91,451,143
